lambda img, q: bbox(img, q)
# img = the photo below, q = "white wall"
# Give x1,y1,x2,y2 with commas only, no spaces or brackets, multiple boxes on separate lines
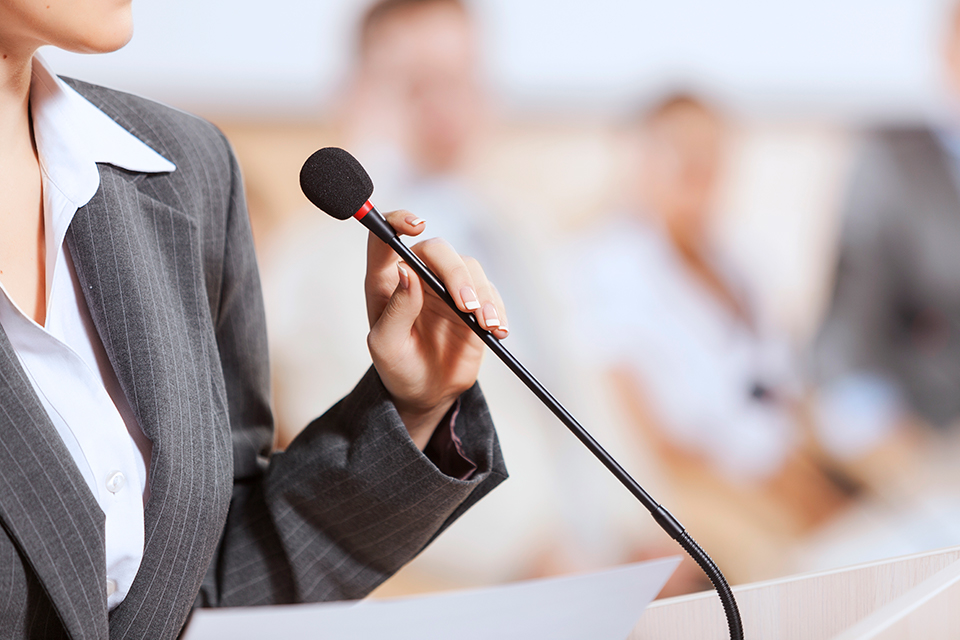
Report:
42,0,954,120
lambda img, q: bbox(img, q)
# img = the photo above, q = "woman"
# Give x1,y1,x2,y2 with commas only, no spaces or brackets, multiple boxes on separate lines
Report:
567,94,850,583
0,2,509,638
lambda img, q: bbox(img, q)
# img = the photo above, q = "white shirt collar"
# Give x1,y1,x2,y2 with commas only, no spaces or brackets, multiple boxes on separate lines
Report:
30,55,177,302
30,54,176,210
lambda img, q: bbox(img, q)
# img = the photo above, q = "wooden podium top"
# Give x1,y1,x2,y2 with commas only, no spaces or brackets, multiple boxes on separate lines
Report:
631,544,960,640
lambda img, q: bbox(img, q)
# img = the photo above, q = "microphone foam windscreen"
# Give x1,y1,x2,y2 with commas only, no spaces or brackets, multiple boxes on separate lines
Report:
299,147,374,220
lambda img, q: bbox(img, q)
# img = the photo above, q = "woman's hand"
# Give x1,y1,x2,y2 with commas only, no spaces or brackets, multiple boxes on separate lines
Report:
365,210,509,449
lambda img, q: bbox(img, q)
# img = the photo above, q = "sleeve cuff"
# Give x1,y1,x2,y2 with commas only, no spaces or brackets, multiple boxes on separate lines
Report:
422,398,479,481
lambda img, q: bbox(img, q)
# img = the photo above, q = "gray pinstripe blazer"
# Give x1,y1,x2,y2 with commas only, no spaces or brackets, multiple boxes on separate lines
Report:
0,78,506,639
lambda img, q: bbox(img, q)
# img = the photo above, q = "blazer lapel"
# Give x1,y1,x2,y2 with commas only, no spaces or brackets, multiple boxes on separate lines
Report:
0,328,108,639
67,165,233,639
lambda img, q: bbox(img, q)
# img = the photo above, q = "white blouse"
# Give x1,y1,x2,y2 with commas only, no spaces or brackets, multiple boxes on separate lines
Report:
566,215,800,481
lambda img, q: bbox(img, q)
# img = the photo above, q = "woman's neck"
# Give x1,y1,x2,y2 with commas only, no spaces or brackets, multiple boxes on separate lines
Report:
0,50,35,169
0,49,46,327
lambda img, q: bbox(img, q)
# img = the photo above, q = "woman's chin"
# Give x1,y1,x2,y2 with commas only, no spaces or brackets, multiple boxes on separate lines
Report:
60,17,134,55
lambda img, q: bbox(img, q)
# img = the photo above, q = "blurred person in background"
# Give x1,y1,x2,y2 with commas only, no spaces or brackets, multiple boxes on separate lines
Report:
800,0,960,569
268,0,528,445
813,3,960,467
262,0,657,593
564,94,852,582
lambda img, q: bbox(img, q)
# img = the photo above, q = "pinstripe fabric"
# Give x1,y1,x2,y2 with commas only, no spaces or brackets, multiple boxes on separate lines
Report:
0,332,105,640
0,79,506,639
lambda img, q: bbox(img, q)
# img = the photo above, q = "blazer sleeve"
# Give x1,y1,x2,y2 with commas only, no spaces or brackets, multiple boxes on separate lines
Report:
197,134,507,607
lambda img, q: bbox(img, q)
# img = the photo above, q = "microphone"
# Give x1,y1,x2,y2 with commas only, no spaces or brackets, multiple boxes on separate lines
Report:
299,147,744,640
300,147,418,249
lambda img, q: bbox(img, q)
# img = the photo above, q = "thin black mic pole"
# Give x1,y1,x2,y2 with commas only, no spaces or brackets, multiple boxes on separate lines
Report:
357,204,744,640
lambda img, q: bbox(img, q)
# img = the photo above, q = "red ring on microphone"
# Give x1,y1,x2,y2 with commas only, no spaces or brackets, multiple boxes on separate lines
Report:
354,200,374,220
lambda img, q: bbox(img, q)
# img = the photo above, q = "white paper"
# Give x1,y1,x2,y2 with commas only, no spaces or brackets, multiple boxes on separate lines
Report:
183,557,681,640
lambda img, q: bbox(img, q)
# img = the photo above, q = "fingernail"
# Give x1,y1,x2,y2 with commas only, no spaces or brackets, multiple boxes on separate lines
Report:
482,303,500,328
397,263,410,289
405,215,425,227
461,286,481,310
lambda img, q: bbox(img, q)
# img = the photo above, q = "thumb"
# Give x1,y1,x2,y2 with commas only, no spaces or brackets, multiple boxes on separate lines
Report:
368,262,423,356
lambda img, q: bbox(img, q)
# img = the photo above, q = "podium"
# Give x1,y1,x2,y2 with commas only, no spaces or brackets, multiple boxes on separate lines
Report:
631,544,960,639
185,546,960,638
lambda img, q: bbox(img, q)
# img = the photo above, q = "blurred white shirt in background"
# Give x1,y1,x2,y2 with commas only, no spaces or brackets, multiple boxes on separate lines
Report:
565,214,800,481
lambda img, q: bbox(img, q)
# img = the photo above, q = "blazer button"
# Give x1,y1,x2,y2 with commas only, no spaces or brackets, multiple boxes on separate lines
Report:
105,471,126,494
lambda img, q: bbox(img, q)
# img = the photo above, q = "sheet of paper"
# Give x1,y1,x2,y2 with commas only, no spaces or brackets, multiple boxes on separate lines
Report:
183,556,680,640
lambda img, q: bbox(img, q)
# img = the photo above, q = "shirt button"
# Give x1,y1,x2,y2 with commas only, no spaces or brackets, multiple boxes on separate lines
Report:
106,579,117,597
105,471,126,494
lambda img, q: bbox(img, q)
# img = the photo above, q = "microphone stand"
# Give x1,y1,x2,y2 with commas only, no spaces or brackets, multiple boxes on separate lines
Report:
360,205,744,640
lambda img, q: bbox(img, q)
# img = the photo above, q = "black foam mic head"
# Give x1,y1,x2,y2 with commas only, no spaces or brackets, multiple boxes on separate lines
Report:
299,147,374,220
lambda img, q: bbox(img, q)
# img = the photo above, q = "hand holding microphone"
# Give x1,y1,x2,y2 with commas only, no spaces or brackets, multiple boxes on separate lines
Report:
300,148,507,448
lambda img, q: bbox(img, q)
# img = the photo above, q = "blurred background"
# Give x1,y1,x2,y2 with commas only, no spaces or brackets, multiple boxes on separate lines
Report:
45,0,960,598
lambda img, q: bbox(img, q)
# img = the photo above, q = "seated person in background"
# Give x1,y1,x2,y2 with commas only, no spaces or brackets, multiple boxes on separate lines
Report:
797,2,960,571
263,0,645,594
803,4,960,569
812,1,960,484
268,0,542,445
565,94,851,583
